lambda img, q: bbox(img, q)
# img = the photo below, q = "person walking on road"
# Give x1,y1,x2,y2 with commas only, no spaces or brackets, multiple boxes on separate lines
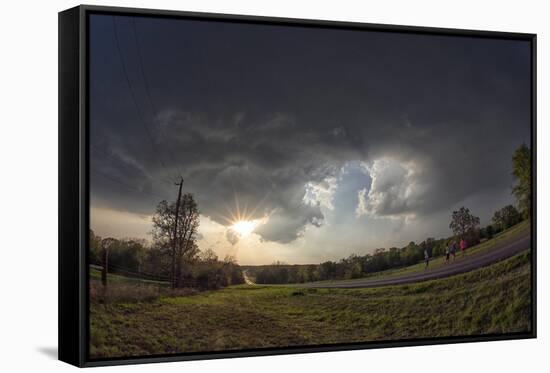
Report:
424,248,430,269
451,241,457,262
445,244,451,264
460,238,468,256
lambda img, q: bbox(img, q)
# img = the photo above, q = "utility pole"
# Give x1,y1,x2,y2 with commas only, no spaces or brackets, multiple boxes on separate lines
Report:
100,238,114,288
171,177,184,289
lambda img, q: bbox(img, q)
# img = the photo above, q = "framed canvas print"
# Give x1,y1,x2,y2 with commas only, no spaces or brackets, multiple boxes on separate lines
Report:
58,5,536,367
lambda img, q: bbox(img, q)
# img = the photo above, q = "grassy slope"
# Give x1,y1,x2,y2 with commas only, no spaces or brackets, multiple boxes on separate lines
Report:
90,250,531,359
308,220,530,285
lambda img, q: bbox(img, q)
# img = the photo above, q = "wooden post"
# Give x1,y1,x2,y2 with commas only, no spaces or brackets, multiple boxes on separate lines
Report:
101,244,108,287
171,177,184,289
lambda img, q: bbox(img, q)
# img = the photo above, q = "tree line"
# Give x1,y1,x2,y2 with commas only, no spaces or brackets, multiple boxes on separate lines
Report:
248,204,524,284
90,191,245,291
249,144,531,284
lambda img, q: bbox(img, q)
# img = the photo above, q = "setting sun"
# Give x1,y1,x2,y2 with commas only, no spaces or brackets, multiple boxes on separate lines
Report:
231,220,257,237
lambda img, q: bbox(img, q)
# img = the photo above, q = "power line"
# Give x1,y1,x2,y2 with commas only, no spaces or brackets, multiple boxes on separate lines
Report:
101,262,171,282
91,167,168,200
109,16,186,226
130,17,183,176
131,17,159,122
90,145,176,188
111,16,169,171
90,132,178,186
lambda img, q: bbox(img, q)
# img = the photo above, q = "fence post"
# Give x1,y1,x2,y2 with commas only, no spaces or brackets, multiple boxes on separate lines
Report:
101,246,108,287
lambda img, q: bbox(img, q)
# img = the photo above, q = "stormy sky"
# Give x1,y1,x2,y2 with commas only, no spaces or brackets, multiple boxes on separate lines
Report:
89,14,531,264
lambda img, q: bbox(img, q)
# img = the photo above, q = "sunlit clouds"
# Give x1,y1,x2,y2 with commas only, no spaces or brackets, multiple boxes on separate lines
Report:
231,220,259,237
303,176,339,211
355,157,427,220
89,16,531,264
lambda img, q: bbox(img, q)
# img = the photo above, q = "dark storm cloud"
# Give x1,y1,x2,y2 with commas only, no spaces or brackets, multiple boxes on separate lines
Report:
89,14,531,243
149,109,352,243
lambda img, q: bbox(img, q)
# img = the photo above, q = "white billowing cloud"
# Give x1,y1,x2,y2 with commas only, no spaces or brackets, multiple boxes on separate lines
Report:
303,176,339,211
356,187,369,218
356,157,427,219
225,228,240,245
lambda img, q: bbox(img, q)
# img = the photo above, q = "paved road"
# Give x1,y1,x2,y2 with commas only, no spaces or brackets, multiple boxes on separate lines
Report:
242,270,256,285
300,232,531,289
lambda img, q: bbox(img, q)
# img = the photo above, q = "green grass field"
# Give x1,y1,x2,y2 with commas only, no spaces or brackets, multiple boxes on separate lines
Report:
90,249,532,359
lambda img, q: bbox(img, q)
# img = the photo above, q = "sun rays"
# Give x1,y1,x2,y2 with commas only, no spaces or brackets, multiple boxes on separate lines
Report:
231,220,258,237
216,191,268,239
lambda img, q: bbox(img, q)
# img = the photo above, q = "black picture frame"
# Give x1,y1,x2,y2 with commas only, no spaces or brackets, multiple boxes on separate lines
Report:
59,4,537,367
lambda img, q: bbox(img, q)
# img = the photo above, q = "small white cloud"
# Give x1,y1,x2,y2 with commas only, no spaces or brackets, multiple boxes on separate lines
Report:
356,157,426,220
303,176,339,211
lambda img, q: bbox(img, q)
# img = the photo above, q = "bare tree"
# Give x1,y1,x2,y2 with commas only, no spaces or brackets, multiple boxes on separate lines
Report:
152,194,200,288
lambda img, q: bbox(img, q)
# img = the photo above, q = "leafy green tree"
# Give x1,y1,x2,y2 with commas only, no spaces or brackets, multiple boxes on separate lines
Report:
223,255,244,285
485,225,494,239
485,224,495,240
199,248,219,264
449,207,480,240
89,230,102,265
387,247,401,267
142,245,170,279
492,205,521,231
402,241,422,265
512,144,531,218
106,238,148,273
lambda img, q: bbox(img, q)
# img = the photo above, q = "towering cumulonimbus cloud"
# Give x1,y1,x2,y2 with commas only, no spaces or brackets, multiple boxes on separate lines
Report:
88,14,531,249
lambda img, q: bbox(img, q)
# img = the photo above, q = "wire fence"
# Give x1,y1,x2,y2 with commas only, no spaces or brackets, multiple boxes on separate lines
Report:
90,263,170,284
89,263,205,288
